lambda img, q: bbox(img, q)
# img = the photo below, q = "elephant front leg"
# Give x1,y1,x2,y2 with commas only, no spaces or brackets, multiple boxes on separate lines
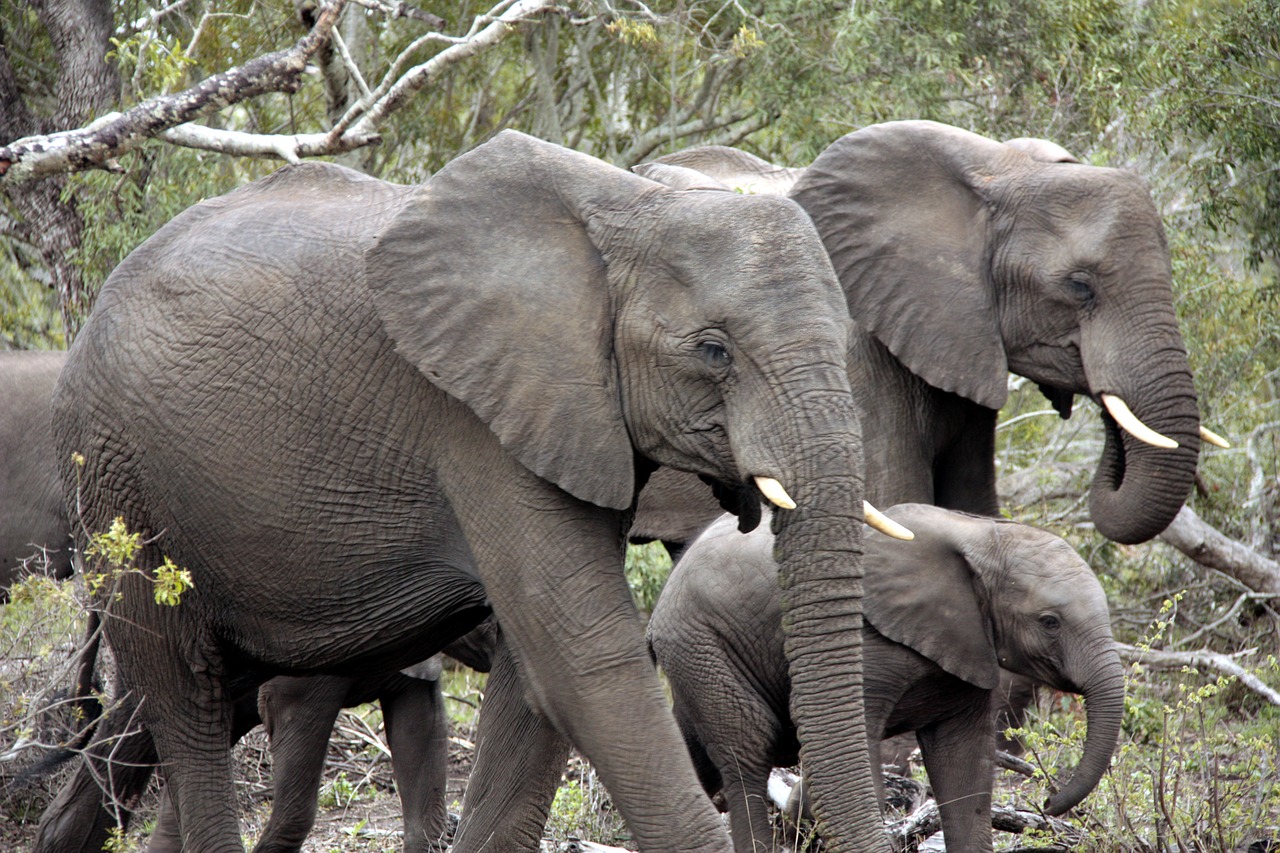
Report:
452,634,571,853
915,699,997,853
443,456,733,852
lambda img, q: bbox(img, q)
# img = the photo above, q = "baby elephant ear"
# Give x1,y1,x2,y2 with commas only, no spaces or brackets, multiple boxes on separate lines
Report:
862,504,1001,690
367,131,653,511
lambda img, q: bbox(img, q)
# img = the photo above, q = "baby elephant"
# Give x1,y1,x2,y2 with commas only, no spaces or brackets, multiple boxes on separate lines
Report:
647,503,1124,853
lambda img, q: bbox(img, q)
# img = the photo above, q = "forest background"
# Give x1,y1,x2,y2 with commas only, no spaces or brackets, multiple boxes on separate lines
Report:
1,1,1278,850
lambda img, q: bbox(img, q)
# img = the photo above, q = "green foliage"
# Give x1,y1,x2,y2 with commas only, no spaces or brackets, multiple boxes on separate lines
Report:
83,515,193,606
318,771,373,810
625,541,673,615
545,760,628,846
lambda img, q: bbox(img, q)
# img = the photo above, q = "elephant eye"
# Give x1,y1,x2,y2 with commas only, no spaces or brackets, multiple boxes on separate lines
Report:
1039,613,1062,632
699,341,732,370
1066,273,1096,303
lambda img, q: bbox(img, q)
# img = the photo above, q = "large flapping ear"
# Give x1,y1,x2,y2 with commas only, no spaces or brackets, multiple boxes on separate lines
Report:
863,504,1000,690
652,145,804,196
791,120,1010,410
367,131,657,511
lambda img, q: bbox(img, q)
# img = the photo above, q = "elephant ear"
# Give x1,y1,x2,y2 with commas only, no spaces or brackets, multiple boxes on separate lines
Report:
368,130,656,511
863,504,1000,690
652,145,804,196
790,120,1011,410
1003,137,1080,164
631,162,731,191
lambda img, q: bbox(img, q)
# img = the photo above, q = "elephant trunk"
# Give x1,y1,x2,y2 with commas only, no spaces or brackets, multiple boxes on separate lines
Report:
1044,641,1126,815
1088,344,1200,545
762,379,890,853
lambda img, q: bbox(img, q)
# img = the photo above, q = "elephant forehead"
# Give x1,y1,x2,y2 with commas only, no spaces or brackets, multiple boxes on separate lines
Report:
651,194,846,308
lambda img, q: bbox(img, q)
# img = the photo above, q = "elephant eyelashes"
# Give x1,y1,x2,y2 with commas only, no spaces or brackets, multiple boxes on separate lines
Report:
1039,613,1062,632
699,341,732,369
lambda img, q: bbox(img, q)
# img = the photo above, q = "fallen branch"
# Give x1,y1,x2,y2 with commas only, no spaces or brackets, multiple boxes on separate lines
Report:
1118,642,1280,706
1159,505,1280,597
888,800,1082,850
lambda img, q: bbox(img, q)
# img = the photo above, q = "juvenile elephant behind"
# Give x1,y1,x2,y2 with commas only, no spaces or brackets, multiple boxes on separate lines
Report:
648,504,1124,853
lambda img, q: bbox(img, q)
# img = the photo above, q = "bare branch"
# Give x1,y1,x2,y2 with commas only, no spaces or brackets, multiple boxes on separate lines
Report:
0,1,347,183
343,0,561,138
1119,642,1280,706
1158,504,1280,596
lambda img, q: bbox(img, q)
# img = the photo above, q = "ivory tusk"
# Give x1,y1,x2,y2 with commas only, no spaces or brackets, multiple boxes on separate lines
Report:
1100,394,1179,449
754,476,796,510
864,501,914,541
1199,425,1231,449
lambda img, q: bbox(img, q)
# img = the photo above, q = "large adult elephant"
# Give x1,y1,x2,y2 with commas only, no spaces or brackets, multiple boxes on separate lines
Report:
0,350,73,597
452,120,1210,850
39,131,891,853
639,119,1205,542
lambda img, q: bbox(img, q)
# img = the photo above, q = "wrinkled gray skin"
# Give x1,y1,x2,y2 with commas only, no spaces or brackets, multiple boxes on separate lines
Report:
7,354,494,853
648,504,1124,853
40,131,883,853
0,351,74,597
455,121,1202,849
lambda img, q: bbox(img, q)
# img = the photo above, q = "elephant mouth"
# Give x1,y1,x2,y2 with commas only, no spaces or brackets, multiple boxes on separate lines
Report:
698,474,764,533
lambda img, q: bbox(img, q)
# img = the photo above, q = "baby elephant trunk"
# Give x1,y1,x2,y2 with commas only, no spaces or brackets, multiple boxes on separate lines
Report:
1044,645,1126,815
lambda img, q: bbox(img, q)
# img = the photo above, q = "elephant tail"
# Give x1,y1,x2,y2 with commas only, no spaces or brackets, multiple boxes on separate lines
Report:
7,610,105,790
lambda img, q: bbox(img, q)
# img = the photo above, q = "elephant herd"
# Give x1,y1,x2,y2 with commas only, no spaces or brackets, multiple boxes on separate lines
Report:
0,120,1221,853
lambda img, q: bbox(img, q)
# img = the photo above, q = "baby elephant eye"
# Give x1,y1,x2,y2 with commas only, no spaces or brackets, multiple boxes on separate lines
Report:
1039,613,1062,632
700,341,732,369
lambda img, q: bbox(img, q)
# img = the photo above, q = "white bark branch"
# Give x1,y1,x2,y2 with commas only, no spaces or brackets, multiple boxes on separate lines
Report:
1118,642,1280,706
1158,504,1280,596
0,1,347,183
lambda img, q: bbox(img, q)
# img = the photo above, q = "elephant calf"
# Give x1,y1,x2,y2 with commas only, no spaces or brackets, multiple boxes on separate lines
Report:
647,503,1124,853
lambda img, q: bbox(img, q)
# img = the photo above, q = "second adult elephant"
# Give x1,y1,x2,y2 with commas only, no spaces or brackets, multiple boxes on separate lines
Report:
640,120,1206,544
649,504,1124,853
41,131,889,853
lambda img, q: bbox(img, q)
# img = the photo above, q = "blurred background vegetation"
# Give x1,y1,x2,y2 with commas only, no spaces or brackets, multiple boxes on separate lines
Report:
2,0,1278,849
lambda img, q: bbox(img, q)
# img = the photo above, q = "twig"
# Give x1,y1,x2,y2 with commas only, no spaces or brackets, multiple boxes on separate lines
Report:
1118,642,1280,706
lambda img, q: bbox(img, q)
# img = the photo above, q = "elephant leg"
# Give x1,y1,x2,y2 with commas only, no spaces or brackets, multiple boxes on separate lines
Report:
713,750,776,853
915,701,996,853
453,634,571,853
33,688,158,853
150,688,262,853
251,675,352,853
381,676,450,853
443,452,731,852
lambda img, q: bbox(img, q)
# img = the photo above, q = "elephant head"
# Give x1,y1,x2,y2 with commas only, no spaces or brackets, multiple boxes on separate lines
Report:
367,131,887,850
791,121,1199,544
864,503,1124,814
647,121,1203,544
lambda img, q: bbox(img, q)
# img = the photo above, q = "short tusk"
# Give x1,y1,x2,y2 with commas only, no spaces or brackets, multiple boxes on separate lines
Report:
1100,394,1179,449
754,476,796,510
864,501,914,541
1200,425,1231,449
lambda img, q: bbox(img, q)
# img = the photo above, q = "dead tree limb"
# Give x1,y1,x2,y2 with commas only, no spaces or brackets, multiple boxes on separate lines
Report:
1159,504,1280,596
0,2,347,182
